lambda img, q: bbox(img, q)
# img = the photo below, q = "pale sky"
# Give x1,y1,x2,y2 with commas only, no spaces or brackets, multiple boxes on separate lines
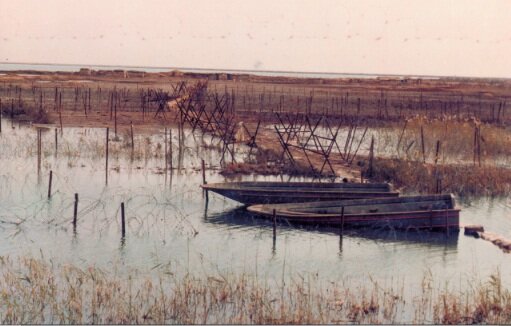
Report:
1,0,511,78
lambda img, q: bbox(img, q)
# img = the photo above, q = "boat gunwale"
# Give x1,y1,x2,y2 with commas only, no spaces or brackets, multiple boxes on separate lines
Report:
201,184,398,195
201,181,393,191
247,206,460,219
246,194,456,209
246,194,459,219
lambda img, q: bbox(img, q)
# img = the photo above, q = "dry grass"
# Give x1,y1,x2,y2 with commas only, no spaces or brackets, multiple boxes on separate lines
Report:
373,116,511,164
364,158,511,196
1,256,511,324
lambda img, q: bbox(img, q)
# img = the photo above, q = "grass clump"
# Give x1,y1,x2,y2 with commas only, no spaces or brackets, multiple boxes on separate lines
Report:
1,256,511,324
364,158,511,196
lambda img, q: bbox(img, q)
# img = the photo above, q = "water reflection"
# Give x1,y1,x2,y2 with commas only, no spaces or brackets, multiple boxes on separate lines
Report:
205,207,459,255
0,118,510,294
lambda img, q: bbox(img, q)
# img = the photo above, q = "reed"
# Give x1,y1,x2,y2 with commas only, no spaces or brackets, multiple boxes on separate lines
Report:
364,157,511,196
368,117,511,165
0,256,510,324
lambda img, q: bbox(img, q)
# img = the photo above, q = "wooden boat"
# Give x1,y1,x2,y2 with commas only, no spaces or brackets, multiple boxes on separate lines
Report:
201,181,398,205
204,207,458,246
247,195,460,231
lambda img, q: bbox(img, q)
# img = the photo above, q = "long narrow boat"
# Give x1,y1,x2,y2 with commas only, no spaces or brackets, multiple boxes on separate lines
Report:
201,181,398,205
247,195,460,231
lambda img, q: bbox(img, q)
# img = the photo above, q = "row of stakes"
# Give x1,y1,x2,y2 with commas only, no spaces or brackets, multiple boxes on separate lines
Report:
38,125,180,240
43,153,303,246
200,159,345,252
44,158,208,240
47,170,126,238
37,124,205,240
47,168,343,251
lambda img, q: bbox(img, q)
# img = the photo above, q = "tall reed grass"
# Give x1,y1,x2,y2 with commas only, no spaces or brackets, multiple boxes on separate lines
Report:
364,158,511,196
0,256,510,324
374,117,511,163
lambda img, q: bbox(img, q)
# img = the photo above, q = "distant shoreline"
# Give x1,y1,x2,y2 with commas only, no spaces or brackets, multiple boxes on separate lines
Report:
1,62,508,82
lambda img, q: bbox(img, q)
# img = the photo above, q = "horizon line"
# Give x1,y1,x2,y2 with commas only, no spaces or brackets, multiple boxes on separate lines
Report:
1,61,509,81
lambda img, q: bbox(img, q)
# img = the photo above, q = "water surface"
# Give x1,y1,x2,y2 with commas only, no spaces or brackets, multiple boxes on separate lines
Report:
0,119,509,298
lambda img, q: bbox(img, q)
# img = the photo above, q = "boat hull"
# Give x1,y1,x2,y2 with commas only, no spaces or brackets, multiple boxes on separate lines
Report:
201,182,398,205
247,195,460,231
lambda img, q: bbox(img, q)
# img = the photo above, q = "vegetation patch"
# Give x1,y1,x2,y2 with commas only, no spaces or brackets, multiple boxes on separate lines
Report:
364,158,511,197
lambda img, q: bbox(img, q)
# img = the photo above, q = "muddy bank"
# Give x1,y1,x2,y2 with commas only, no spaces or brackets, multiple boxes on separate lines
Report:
2,69,511,195
1,68,511,125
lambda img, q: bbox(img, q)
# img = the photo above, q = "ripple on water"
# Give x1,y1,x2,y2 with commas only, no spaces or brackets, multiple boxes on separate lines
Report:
0,120,510,292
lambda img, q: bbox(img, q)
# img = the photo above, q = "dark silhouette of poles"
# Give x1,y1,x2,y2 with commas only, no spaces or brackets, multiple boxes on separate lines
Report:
202,159,208,201
121,202,126,238
54,128,58,156
340,206,345,235
368,135,374,178
73,193,79,227
272,209,277,241
164,128,168,169
58,108,63,134
114,99,118,137
434,140,441,165
201,159,207,184
339,206,345,251
47,170,53,199
169,129,173,170
130,121,134,159
37,129,42,176
420,125,426,163
105,128,109,185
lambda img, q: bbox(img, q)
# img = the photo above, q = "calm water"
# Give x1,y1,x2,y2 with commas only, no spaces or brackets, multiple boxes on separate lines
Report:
0,118,510,297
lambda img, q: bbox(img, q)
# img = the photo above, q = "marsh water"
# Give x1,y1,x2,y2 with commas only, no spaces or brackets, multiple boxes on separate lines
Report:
0,119,510,299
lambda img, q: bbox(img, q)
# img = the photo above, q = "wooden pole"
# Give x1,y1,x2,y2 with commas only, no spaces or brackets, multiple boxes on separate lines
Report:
114,101,117,137
110,91,113,120
54,128,58,156
37,129,41,175
477,127,481,167
473,126,477,166
105,127,109,185
202,159,208,201
73,193,78,226
169,129,173,170
396,120,407,154
420,125,425,163
130,121,134,158
201,159,207,184
121,202,126,238
164,127,168,169
368,135,374,178
272,209,277,241
178,121,182,150
58,107,63,134
434,140,441,165
340,206,345,235
84,92,87,116
47,170,53,199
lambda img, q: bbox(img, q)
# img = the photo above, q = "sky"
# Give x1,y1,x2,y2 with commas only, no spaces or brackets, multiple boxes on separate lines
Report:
1,0,511,78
